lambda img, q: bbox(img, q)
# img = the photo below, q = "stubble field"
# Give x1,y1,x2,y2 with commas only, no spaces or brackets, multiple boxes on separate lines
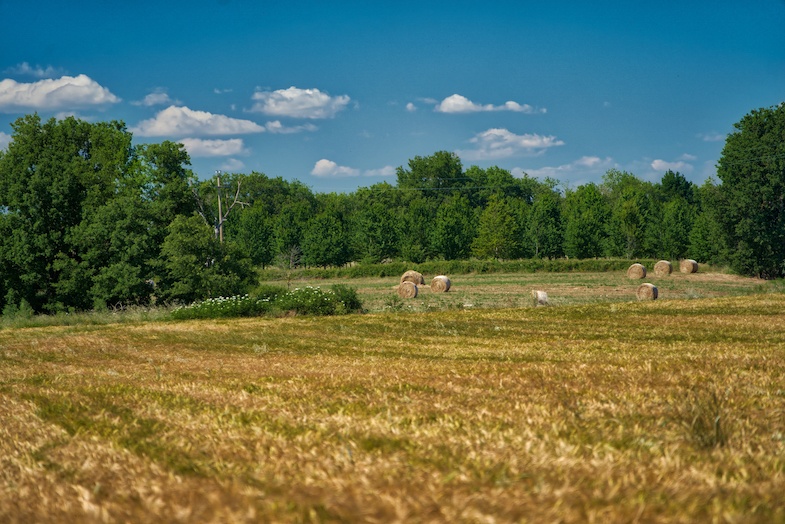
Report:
1,270,784,522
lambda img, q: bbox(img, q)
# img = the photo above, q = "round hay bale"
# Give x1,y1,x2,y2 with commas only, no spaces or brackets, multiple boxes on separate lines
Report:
430,275,451,292
654,260,673,277
532,290,550,307
679,259,698,274
397,281,418,299
400,270,425,285
637,283,658,301
627,263,647,279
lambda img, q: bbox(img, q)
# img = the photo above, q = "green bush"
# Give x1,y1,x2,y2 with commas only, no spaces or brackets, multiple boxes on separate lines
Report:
170,285,363,320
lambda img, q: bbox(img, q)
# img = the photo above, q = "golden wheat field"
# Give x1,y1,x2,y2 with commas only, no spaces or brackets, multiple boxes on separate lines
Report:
1,272,784,523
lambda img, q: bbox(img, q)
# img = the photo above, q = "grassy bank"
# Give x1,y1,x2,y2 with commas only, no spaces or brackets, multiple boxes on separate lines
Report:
1,294,784,522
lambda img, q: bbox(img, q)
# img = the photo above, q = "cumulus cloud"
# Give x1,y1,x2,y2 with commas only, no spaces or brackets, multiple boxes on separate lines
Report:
250,87,351,119
311,159,360,177
435,94,545,114
0,131,11,151
4,62,63,78
0,74,120,113
518,156,615,179
457,128,564,161
406,102,417,112
364,165,396,177
132,106,265,137
131,89,180,107
697,132,725,142
179,138,246,157
263,120,318,134
220,158,246,172
651,159,694,173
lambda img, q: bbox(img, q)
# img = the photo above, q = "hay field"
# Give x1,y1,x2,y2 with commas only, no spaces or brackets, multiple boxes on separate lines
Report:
292,267,773,313
1,289,784,522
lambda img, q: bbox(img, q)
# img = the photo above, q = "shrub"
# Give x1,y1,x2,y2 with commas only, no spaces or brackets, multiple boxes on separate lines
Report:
170,285,363,320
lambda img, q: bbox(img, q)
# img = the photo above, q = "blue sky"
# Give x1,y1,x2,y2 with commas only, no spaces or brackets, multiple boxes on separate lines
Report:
1,1,783,193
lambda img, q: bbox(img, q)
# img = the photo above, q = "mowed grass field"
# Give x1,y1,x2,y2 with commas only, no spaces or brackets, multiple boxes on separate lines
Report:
1,270,784,522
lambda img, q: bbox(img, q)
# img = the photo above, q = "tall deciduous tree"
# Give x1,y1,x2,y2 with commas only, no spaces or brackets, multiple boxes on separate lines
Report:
471,195,521,259
716,103,785,278
563,183,609,259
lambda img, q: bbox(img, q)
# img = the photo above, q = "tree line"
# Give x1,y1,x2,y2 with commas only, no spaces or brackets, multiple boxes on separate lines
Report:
1,103,783,313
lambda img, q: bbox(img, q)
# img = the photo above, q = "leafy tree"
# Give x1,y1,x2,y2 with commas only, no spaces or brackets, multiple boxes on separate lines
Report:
528,185,564,258
471,195,521,259
660,170,696,205
660,197,694,260
301,211,349,268
158,215,254,303
430,195,476,260
350,197,400,263
688,179,727,264
398,194,434,263
0,115,137,312
716,103,785,278
563,183,610,259
396,151,465,201
233,205,276,268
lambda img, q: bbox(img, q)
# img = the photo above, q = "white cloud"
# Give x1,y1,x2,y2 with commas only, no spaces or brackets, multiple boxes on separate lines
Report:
131,89,180,107
263,120,318,134
0,74,120,113
220,158,246,172
697,132,725,142
406,102,417,112
457,128,564,161
4,62,63,78
0,131,11,151
435,94,545,114
364,165,396,177
132,106,265,137
311,159,360,177
518,156,615,179
250,86,351,119
311,159,395,178
179,138,246,157
651,159,694,173
214,88,233,94
679,153,697,161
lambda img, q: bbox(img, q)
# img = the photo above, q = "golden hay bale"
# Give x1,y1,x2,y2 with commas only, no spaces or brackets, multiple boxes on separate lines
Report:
397,281,418,298
637,283,658,301
679,259,698,274
430,275,451,292
531,290,550,307
400,270,425,285
627,263,647,279
654,260,673,277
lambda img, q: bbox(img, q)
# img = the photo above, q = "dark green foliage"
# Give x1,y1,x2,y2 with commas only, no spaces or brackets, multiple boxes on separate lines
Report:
158,215,255,303
472,195,521,259
528,185,564,259
716,103,785,278
430,195,476,260
563,183,609,259
301,211,350,268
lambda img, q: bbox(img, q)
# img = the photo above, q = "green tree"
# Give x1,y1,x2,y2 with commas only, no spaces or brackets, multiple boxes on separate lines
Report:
301,211,349,268
528,185,564,258
396,151,465,201
158,215,254,303
234,205,276,268
471,195,521,259
716,103,785,278
0,115,137,312
660,197,694,260
563,183,610,259
688,179,727,264
430,195,476,260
